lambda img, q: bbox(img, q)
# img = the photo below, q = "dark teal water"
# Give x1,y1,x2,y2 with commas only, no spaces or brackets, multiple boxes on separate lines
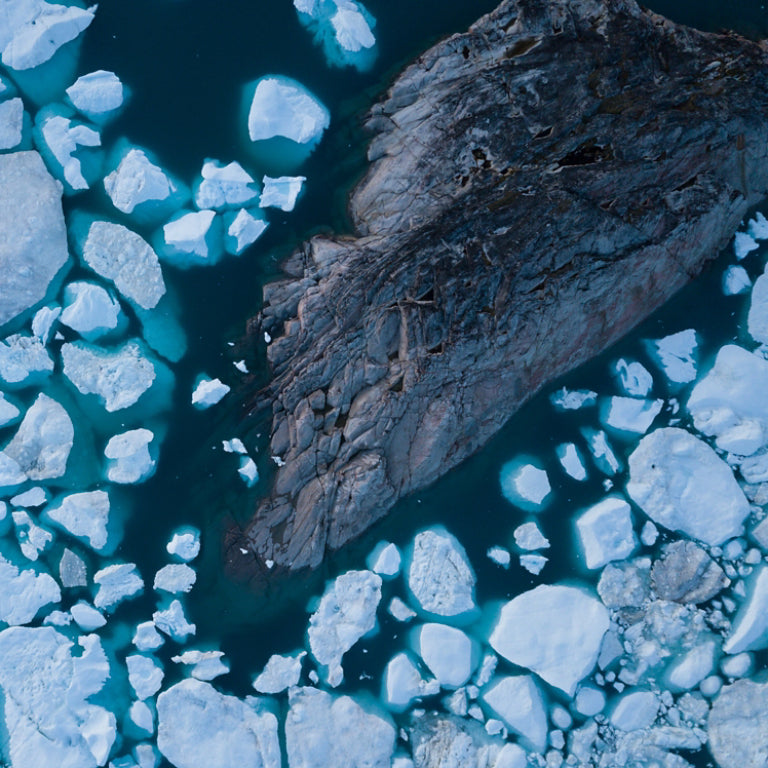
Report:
69,0,768,756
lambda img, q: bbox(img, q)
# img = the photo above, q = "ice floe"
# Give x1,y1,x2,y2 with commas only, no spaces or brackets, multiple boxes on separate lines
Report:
166,527,200,562
171,649,229,681
60,280,122,339
575,496,637,570
153,563,196,594
153,598,195,641
127,653,164,700
723,564,768,654
44,489,110,551
0,332,53,385
383,651,439,710
191,376,230,408
600,395,663,435
556,441,587,480
367,540,401,577
104,428,156,484
722,265,751,296
499,458,551,511
93,562,144,610
160,209,222,267
513,521,549,551
0,554,60,624
733,231,759,260
612,358,653,397
259,174,305,211
0,96,24,149
414,622,476,689
645,329,698,385
194,159,258,210
223,208,268,254
66,69,125,119
481,675,547,752
253,651,305,693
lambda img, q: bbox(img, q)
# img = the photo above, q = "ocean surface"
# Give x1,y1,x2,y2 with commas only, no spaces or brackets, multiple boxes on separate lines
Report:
5,0,768,764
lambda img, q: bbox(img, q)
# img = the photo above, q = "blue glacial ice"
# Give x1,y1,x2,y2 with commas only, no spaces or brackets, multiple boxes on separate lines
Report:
65,70,126,122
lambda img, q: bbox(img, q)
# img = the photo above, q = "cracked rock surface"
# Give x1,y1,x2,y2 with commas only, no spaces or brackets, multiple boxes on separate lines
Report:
235,0,768,575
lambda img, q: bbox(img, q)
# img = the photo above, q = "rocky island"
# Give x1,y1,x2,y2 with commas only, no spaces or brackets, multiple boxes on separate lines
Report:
238,0,768,575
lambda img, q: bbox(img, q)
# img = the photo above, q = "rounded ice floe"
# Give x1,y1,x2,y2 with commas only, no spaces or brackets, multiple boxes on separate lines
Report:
481,675,548,753
133,620,164,652
0,3,96,70
574,684,605,716
160,209,222,267
626,427,750,546
383,651,439,711
66,70,125,119
158,679,280,768
513,521,550,551
556,442,587,481
82,220,166,310
0,151,69,329
0,97,24,150
61,339,157,412
575,496,637,570
645,329,698,385
0,554,60,625
406,527,476,620
223,208,268,255
153,563,196,594
723,564,768,655
608,690,660,731
171,649,229,681
489,583,609,697
247,76,330,144
600,396,663,435
93,562,144,611
166,527,201,561
723,265,751,296
127,700,154,738
3,392,73,481
60,281,122,339
127,654,164,700
70,601,107,631
664,638,717,691
153,598,196,641
286,686,395,768
104,428,156,484
10,486,47,508
0,626,114,768
388,596,416,622
0,333,53,386
413,623,477,689
709,679,768,768
487,545,511,568
44,490,110,551
194,160,258,210
688,345,768,456
734,230,759,260
307,569,382,687
259,174,306,211
104,147,184,217
499,458,551,511
366,540,401,577
252,651,305,694
191,376,230,409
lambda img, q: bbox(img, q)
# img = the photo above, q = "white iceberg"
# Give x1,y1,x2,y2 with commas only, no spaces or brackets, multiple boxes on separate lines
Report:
259,175,305,211
609,690,660,731
10,486,47,507
487,546,511,568
0,392,21,428
61,339,157,412
60,280,122,339
0,96,24,150
70,601,106,631
104,428,156,484
600,396,663,435
161,209,222,267
171,649,229,681
194,159,258,210
748,272,768,345
519,553,548,575
723,265,751,296
45,490,110,551
612,358,653,397
37,111,101,191
500,459,551,510
93,562,144,610
191,376,230,409
481,675,548,753
575,496,637,570
489,584,609,697
82,220,166,310
307,569,381,687
550,387,597,411
366,540,401,577
414,623,477,689
581,427,621,474
252,651,305,694
223,208,268,255
645,329,698,385
157,679,281,768
31,304,60,343
0,555,60,625
724,564,768,654
133,620,164,652
13,509,53,560
626,427,750,545
556,442,587,481
407,527,476,619
66,70,125,118
513,521,550,551
127,654,164,700
166,527,200,561
59,547,87,588
238,456,259,487
153,598,196,641
247,76,329,144
734,231,759,260
153,563,196,594
383,651,439,711
0,333,53,386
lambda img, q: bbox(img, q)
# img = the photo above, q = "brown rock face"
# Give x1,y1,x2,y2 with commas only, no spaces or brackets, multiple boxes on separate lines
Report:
238,0,768,574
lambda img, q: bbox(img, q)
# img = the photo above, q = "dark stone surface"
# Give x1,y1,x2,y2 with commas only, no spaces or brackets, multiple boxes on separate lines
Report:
232,0,768,576
651,540,729,604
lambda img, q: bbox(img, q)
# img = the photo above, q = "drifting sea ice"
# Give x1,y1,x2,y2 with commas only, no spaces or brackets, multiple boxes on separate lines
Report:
60,280,123,339
253,651,305,694
581,427,621,475
104,428,156,484
171,649,229,681
499,458,551,511
549,387,597,411
66,69,125,119
93,562,144,610
238,456,259,486
153,563,196,594
166,527,201,561
157,679,281,768
0,96,24,149
59,546,87,588
575,496,637,570
0,554,60,625
600,396,663,435
160,209,223,267
413,623,477,689
382,651,439,710
0,391,21,428
70,601,106,631
723,564,768,654
722,265,751,296
194,159,258,210
612,358,653,397
512,521,549,551
223,208,268,255
127,653,164,700
44,489,110,551
645,329,698,385
0,332,53,386
153,598,196,641
366,540,401,577
626,427,750,545
748,270,768,345
13,508,53,560
481,675,548,753
307,569,382,687
260,174,306,211
191,376,230,408
556,441,587,480
733,231,759,260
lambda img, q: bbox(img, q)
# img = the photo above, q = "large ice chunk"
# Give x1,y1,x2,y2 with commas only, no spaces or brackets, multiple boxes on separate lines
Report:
247,76,330,144
500,459,551,510
82,220,166,310
60,281,122,339
161,209,222,267
191,376,230,409
723,564,768,654
489,584,609,697
0,333,53,386
285,686,394,768
194,160,258,210
252,651,305,694
383,651,439,711
688,345,768,456
0,151,69,328
223,208,268,255
413,623,477,688
645,329,698,385
259,175,305,211
153,563,196,594
66,70,125,119
0,555,60,625
0,627,113,768
3,393,73,480
127,654,164,700
307,569,382,687
153,598,195,641
407,528,476,620
104,428,156,484
93,562,144,610
157,679,281,768
37,110,101,191
0,2,96,70
61,339,156,411
575,496,637,570
0,97,24,150
481,675,548,752
626,427,750,545
44,490,110,551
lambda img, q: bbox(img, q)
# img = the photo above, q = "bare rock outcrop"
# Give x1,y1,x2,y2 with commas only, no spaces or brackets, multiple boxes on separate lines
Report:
236,0,768,574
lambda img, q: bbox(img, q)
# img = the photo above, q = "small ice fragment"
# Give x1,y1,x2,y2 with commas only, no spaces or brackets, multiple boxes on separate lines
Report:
38,113,101,191
734,231,759,260
723,265,751,296
45,490,110,551
253,651,305,693
383,651,438,711
612,358,653,397
366,541,401,577
238,456,259,486
500,459,551,510
222,438,247,454
574,685,606,716
575,496,637,570
748,212,768,240
93,563,144,610
264,331,272,343
153,599,196,641
13,509,53,560
487,546,511,568
31,304,61,344
133,621,164,652
414,623,477,688
0,333,53,386
60,281,121,339
59,548,87,588
10,486,47,508
166,528,201,562
66,70,125,117
550,387,597,411
223,208,268,255
128,700,154,737
127,654,165,700
271,455,286,467
259,175,305,211
153,564,196,594
171,649,229,681
601,396,664,435
70,600,107,631
481,675,548,752
513,521,550,551
581,427,621,475
640,520,659,547
556,442,587,481
609,690,660,731
105,428,156,484
162,209,221,266
247,76,330,144
646,329,698,385
104,148,178,215
388,596,416,622
194,159,258,210
519,554,548,575
191,376,230,409
0,97,23,150
234,359,249,373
